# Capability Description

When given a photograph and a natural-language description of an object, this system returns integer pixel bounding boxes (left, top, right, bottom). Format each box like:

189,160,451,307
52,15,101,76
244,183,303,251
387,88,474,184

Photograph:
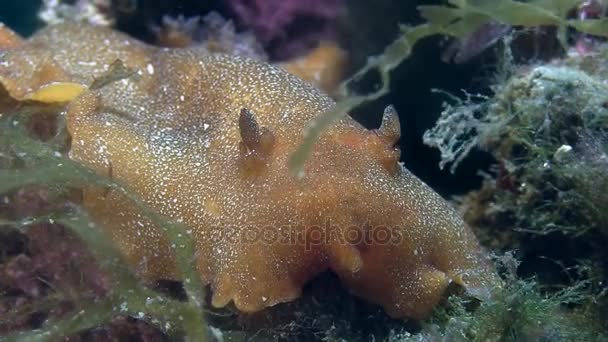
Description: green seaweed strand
288,0,608,176
0,122,209,340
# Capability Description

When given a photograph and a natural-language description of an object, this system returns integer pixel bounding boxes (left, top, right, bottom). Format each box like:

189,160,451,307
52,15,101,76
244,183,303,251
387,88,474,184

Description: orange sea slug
0,23,495,319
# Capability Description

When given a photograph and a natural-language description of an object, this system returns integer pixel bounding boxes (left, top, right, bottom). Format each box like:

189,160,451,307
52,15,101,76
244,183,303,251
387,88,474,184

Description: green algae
0,110,208,340
420,32,608,342
392,253,606,342
288,0,608,176
425,62,608,237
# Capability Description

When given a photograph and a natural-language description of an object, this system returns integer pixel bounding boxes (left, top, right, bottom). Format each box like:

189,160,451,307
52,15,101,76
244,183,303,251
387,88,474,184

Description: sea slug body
0,23,494,319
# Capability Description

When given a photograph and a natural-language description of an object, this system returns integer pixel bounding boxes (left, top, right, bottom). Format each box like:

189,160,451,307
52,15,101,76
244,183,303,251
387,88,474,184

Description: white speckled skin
0,23,494,319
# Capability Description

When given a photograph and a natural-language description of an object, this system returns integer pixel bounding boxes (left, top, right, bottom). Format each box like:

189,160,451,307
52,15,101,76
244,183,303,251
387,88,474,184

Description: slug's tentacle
377,105,401,146
238,108,275,176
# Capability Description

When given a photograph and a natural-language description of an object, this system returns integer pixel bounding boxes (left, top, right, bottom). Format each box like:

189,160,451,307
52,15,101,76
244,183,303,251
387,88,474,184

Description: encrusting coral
0,22,495,320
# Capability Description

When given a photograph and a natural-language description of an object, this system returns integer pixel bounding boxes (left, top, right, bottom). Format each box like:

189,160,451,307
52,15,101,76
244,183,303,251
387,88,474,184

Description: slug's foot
210,270,302,312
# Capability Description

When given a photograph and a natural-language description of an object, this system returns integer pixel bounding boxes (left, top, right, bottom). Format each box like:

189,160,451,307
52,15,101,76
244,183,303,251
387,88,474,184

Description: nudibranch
0,23,494,319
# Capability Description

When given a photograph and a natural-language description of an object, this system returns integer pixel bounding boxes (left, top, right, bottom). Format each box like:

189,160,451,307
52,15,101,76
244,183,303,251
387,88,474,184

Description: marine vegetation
392,253,605,342
288,0,608,176
420,3,608,341
423,41,608,257
0,108,208,339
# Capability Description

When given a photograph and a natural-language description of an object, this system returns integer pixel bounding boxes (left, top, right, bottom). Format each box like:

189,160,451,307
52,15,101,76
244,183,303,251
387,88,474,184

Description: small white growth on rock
554,144,573,161
39,0,114,26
